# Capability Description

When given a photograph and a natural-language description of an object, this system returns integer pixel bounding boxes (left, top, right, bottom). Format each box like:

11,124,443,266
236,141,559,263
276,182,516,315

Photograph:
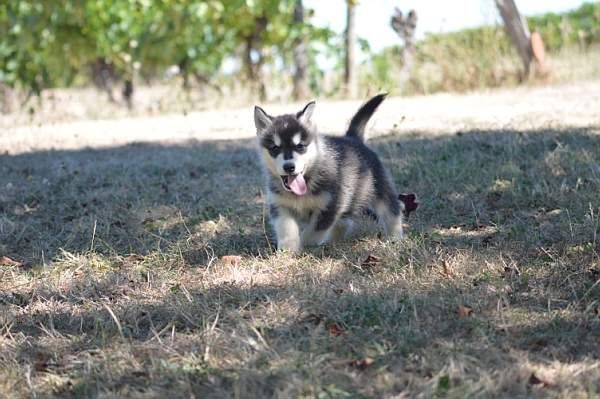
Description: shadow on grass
2,125,600,396
1,139,269,265
2,125,599,264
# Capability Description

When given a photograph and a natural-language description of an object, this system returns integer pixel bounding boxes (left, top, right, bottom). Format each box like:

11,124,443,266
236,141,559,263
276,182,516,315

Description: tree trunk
122,79,133,110
91,58,117,103
391,9,417,93
495,0,533,77
344,0,357,99
292,0,310,100
0,83,14,113
243,16,268,101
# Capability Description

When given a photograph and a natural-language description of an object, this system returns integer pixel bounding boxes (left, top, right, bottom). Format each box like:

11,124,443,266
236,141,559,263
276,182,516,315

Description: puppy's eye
268,145,279,152
295,144,306,151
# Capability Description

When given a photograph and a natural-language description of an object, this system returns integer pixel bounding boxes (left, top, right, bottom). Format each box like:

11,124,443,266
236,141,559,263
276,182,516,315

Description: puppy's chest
272,191,331,218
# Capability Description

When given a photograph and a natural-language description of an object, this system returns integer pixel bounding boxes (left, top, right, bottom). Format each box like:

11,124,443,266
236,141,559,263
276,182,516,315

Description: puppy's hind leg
374,198,404,241
329,217,354,242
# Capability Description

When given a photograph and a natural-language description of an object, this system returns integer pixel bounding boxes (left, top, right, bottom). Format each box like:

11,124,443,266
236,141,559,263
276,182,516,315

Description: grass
1,125,599,397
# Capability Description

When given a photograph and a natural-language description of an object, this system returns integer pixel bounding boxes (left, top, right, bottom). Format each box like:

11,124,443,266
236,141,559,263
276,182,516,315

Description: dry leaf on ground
327,322,345,336
361,254,381,269
457,305,473,318
529,372,554,387
0,256,23,267
124,254,144,263
220,255,242,267
441,260,453,277
350,357,375,370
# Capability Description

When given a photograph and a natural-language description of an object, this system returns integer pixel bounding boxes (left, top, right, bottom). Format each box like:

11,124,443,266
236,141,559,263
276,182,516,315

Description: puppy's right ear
254,106,273,135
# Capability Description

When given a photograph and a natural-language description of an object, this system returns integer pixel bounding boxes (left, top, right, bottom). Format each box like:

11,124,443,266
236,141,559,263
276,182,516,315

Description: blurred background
1,0,599,123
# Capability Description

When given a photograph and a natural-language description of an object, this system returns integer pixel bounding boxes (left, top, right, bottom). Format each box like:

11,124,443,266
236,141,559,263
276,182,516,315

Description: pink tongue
288,173,307,196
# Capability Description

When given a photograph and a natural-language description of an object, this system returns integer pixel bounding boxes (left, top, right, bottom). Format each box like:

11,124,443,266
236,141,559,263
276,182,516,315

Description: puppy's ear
254,106,273,135
296,101,315,126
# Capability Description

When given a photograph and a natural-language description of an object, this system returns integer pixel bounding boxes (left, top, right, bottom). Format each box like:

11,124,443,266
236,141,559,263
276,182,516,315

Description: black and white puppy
254,94,403,252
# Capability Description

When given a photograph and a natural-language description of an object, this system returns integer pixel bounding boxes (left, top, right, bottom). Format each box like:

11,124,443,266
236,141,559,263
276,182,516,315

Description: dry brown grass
1,123,599,397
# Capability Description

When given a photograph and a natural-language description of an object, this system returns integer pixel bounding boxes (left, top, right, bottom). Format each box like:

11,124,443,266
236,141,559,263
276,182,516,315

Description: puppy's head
254,102,318,196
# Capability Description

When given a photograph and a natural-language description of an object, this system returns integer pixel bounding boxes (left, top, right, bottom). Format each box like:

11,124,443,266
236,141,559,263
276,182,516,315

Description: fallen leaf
473,221,487,230
124,254,144,263
457,305,473,318
529,372,553,387
327,322,344,336
0,256,23,267
350,357,375,370
220,255,242,267
503,265,519,277
441,260,453,277
398,193,419,218
361,254,381,269
34,353,51,372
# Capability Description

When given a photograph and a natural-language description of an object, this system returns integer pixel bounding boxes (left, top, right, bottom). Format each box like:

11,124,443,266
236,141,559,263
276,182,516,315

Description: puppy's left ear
296,101,315,126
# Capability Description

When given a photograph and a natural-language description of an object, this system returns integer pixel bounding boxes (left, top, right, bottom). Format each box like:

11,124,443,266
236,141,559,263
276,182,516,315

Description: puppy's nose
283,163,295,174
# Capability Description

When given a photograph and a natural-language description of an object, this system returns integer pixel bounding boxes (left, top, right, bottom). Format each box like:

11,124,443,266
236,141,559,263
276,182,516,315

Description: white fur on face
275,151,305,176
261,141,319,178
292,133,301,145
273,135,281,146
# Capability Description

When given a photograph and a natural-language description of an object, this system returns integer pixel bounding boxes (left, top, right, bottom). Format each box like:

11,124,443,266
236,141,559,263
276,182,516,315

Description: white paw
277,236,301,252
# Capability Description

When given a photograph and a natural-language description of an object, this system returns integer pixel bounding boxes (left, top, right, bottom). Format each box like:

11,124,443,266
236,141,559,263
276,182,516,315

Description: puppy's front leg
273,211,301,252
301,206,338,247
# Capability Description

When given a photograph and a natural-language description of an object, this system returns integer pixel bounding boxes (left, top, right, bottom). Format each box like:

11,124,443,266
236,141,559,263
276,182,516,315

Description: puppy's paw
330,219,354,242
277,237,301,253
383,224,404,244
389,231,404,243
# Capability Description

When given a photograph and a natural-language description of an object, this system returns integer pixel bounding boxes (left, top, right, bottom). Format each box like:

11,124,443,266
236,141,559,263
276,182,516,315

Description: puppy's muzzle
283,162,296,174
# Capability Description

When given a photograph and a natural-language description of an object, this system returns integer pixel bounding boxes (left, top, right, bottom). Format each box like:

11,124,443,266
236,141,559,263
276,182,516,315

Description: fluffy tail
345,93,387,142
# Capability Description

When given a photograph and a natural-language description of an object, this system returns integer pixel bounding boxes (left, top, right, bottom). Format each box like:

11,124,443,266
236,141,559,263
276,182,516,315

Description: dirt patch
2,80,600,155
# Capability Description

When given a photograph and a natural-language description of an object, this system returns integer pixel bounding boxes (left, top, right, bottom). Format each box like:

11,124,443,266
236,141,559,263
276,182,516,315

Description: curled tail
345,93,387,142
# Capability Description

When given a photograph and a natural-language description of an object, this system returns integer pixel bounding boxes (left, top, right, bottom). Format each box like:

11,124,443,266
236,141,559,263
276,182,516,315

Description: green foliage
0,0,332,94
528,2,600,51
3,1,598,97
0,2,77,93
0,1,246,90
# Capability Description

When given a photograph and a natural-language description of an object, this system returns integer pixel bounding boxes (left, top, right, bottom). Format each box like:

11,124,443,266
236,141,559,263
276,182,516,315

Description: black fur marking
258,114,314,158
269,204,279,219
363,208,379,221
322,135,400,216
315,198,339,231
283,149,294,160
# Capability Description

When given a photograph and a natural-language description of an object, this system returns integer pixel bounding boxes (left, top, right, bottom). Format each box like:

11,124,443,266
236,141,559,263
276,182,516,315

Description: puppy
254,94,403,252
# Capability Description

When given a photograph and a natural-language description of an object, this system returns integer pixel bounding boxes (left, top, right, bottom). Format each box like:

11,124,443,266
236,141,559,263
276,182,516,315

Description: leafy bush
0,0,332,95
